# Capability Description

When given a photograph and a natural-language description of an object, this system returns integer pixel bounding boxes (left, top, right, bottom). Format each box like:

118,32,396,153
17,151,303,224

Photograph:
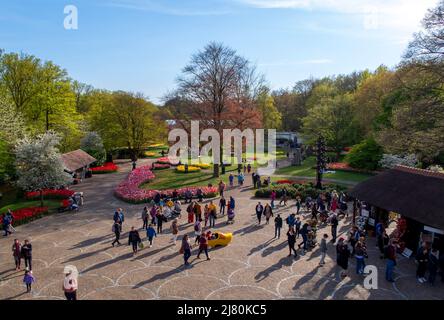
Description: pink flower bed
25,189,75,200
114,165,218,203
326,162,351,170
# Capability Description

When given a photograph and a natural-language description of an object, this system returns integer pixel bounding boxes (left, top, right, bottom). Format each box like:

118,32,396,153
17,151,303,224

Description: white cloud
238,0,439,33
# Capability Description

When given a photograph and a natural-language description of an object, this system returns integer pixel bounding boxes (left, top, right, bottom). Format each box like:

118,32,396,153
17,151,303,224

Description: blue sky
0,0,438,103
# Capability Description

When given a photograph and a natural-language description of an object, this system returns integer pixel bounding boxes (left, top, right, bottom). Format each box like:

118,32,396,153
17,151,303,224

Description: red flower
1,207,48,225
91,162,119,173
25,189,74,200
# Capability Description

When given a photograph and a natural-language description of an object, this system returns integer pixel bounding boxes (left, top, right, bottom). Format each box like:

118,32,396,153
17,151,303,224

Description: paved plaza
1,160,443,300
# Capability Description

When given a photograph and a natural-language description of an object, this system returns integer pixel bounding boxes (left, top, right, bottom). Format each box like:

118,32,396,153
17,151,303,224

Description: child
23,270,35,293
146,224,157,248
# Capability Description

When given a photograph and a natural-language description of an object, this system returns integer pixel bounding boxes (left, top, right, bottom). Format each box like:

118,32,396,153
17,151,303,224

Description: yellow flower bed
144,151,157,157
176,165,201,173
194,163,211,169
148,143,165,148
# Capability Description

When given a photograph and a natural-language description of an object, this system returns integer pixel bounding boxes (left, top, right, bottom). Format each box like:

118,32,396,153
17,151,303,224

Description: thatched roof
349,166,444,230
61,149,96,172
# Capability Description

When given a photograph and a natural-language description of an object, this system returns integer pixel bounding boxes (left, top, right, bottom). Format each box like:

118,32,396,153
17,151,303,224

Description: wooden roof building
61,149,96,172
349,165,444,230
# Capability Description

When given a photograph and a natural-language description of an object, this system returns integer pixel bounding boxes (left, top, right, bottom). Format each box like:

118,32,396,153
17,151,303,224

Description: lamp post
315,135,326,189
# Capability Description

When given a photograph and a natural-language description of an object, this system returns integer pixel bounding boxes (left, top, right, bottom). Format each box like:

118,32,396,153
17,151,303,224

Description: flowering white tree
14,131,71,206
379,154,419,169
80,131,106,165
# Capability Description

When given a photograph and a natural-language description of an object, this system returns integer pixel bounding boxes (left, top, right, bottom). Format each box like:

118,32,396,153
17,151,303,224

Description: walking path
0,160,443,300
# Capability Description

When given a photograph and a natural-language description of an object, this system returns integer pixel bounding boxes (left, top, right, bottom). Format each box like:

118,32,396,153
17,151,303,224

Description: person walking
336,238,350,278
208,201,217,228
21,239,32,271
330,213,338,243
193,202,202,221
150,205,158,225
197,231,210,260
229,196,235,210
146,224,156,247
295,216,301,238
218,180,226,197
295,197,302,214
229,174,234,188
287,227,298,258
171,218,179,245
219,197,226,216
252,172,257,189
141,207,149,230
118,208,125,228
186,202,194,224
255,202,264,225
23,270,35,293
298,223,309,252
319,234,328,266
180,234,192,266
416,242,429,283
355,241,366,275
63,269,78,300
385,240,397,282
270,190,276,209
238,173,244,186
279,188,288,206
263,203,273,225
428,248,439,285
196,188,204,202
128,227,142,255
194,219,202,244
274,214,283,239
12,239,21,271
3,211,13,236
156,211,166,234
112,221,122,247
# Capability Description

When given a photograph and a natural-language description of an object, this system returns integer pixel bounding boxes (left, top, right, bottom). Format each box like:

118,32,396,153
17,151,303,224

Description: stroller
227,208,235,224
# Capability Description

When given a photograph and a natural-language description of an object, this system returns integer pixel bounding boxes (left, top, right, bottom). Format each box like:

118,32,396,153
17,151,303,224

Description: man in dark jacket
330,214,338,243
255,202,264,225
21,239,32,270
112,222,121,247
274,214,283,238
128,227,141,255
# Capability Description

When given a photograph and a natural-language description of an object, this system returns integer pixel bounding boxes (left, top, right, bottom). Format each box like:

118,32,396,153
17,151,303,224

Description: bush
255,182,347,200
379,154,418,169
345,138,383,171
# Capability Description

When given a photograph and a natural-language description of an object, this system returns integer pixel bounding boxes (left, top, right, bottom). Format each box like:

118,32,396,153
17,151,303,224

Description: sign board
368,218,375,226
361,209,369,218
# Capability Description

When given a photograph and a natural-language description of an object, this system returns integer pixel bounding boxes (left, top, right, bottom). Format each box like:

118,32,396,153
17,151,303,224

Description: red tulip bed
91,162,119,174
25,189,75,200
275,179,310,185
0,207,49,228
156,157,173,165
114,165,218,204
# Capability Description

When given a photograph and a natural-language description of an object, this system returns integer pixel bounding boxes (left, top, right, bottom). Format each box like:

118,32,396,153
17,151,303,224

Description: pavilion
61,149,96,182
349,165,444,252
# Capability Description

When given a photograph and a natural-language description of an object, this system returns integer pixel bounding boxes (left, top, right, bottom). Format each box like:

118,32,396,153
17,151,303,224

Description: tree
14,131,71,206
0,51,42,112
80,132,106,166
302,93,360,159
0,97,27,182
87,91,166,160
174,42,264,177
345,138,383,171
404,0,444,79
257,90,282,130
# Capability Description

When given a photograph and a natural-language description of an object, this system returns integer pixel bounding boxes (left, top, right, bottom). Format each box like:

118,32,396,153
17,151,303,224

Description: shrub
379,154,418,169
255,182,347,200
345,138,383,171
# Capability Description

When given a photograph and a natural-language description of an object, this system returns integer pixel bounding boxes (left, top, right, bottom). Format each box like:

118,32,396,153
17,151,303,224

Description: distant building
276,132,301,148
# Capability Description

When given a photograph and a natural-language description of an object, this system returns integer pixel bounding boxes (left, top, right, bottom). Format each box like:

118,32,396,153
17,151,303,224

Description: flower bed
144,151,158,158
25,189,75,200
91,162,119,174
0,207,49,228
152,163,170,170
176,165,201,173
156,157,172,164
194,163,211,169
255,182,347,199
326,162,376,174
114,165,218,203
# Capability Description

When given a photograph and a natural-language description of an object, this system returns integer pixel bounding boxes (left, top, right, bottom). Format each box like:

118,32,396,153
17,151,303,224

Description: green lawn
274,157,374,183
0,200,62,214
